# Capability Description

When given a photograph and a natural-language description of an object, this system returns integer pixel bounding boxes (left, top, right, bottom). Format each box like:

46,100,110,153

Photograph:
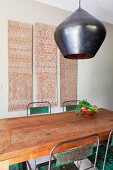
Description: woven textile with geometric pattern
8,20,32,111
34,23,57,107
60,54,78,107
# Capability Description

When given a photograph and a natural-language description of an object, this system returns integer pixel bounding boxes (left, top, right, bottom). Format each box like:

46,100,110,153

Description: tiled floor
75,159,97,170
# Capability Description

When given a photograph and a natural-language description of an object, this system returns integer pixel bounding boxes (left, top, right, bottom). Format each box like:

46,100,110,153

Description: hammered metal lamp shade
54,8,106,59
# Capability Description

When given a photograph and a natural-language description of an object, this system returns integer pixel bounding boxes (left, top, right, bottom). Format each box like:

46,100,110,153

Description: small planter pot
82,110,96,117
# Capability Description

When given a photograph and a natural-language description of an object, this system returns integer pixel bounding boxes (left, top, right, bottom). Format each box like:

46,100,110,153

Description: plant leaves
76,100,98,115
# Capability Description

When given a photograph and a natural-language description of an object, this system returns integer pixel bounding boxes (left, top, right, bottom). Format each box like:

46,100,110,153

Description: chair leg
76,160,81,168
35,159,39,170
102,130,113,170
26,161,32,170
22,162,27,170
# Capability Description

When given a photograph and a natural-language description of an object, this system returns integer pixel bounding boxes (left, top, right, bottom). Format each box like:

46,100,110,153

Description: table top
0,108,113,164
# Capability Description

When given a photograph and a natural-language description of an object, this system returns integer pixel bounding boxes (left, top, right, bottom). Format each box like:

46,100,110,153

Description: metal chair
27,101,51,116
63,100,80,112
27,101,51,170
88,130,113,170
102,130,113,170
48,134,100,170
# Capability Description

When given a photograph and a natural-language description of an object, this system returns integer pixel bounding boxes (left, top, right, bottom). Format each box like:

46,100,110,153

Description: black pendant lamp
54,0,106,59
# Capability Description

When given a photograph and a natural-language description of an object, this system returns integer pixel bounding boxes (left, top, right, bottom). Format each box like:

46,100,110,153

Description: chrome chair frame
27,101,51,116
48,134,100,170
27,101,51,170
103,130,113,170
63,100,80,112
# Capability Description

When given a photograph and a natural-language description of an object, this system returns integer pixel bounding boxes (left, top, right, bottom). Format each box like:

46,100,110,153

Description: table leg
0,160,9,170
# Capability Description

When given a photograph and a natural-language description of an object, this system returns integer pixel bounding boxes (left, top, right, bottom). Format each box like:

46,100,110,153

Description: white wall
35,0,113,25
35,0,76,11
78,22,113,110
0,0,113,118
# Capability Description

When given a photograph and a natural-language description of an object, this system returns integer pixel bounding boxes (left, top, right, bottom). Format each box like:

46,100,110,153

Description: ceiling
34,0,113,24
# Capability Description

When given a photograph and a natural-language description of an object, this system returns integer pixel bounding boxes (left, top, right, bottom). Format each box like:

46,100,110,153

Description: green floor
88,145,113,170
9,162,27,170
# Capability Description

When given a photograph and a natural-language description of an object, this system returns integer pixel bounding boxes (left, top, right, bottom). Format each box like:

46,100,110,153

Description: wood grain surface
0,108,113,165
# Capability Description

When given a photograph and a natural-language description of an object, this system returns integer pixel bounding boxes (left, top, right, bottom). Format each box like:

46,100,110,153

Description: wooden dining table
0,108,113,170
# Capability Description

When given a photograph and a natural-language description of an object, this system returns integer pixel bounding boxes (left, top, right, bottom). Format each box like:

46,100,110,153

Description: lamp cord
79,0,81,8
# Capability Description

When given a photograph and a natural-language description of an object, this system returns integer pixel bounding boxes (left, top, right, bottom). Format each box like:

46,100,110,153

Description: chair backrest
63,100,80,112
48,134,100,170
27,101,51,116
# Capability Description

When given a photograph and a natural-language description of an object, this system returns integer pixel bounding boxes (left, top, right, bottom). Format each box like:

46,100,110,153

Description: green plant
76,100,98,115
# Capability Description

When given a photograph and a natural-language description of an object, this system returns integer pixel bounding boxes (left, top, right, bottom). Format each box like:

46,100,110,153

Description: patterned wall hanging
34,23,57,106
60,53,78,106
8,20,32,111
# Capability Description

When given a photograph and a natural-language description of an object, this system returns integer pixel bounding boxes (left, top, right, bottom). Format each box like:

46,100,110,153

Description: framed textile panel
8,20,32,111
34,23,57,106
60,54,78,106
